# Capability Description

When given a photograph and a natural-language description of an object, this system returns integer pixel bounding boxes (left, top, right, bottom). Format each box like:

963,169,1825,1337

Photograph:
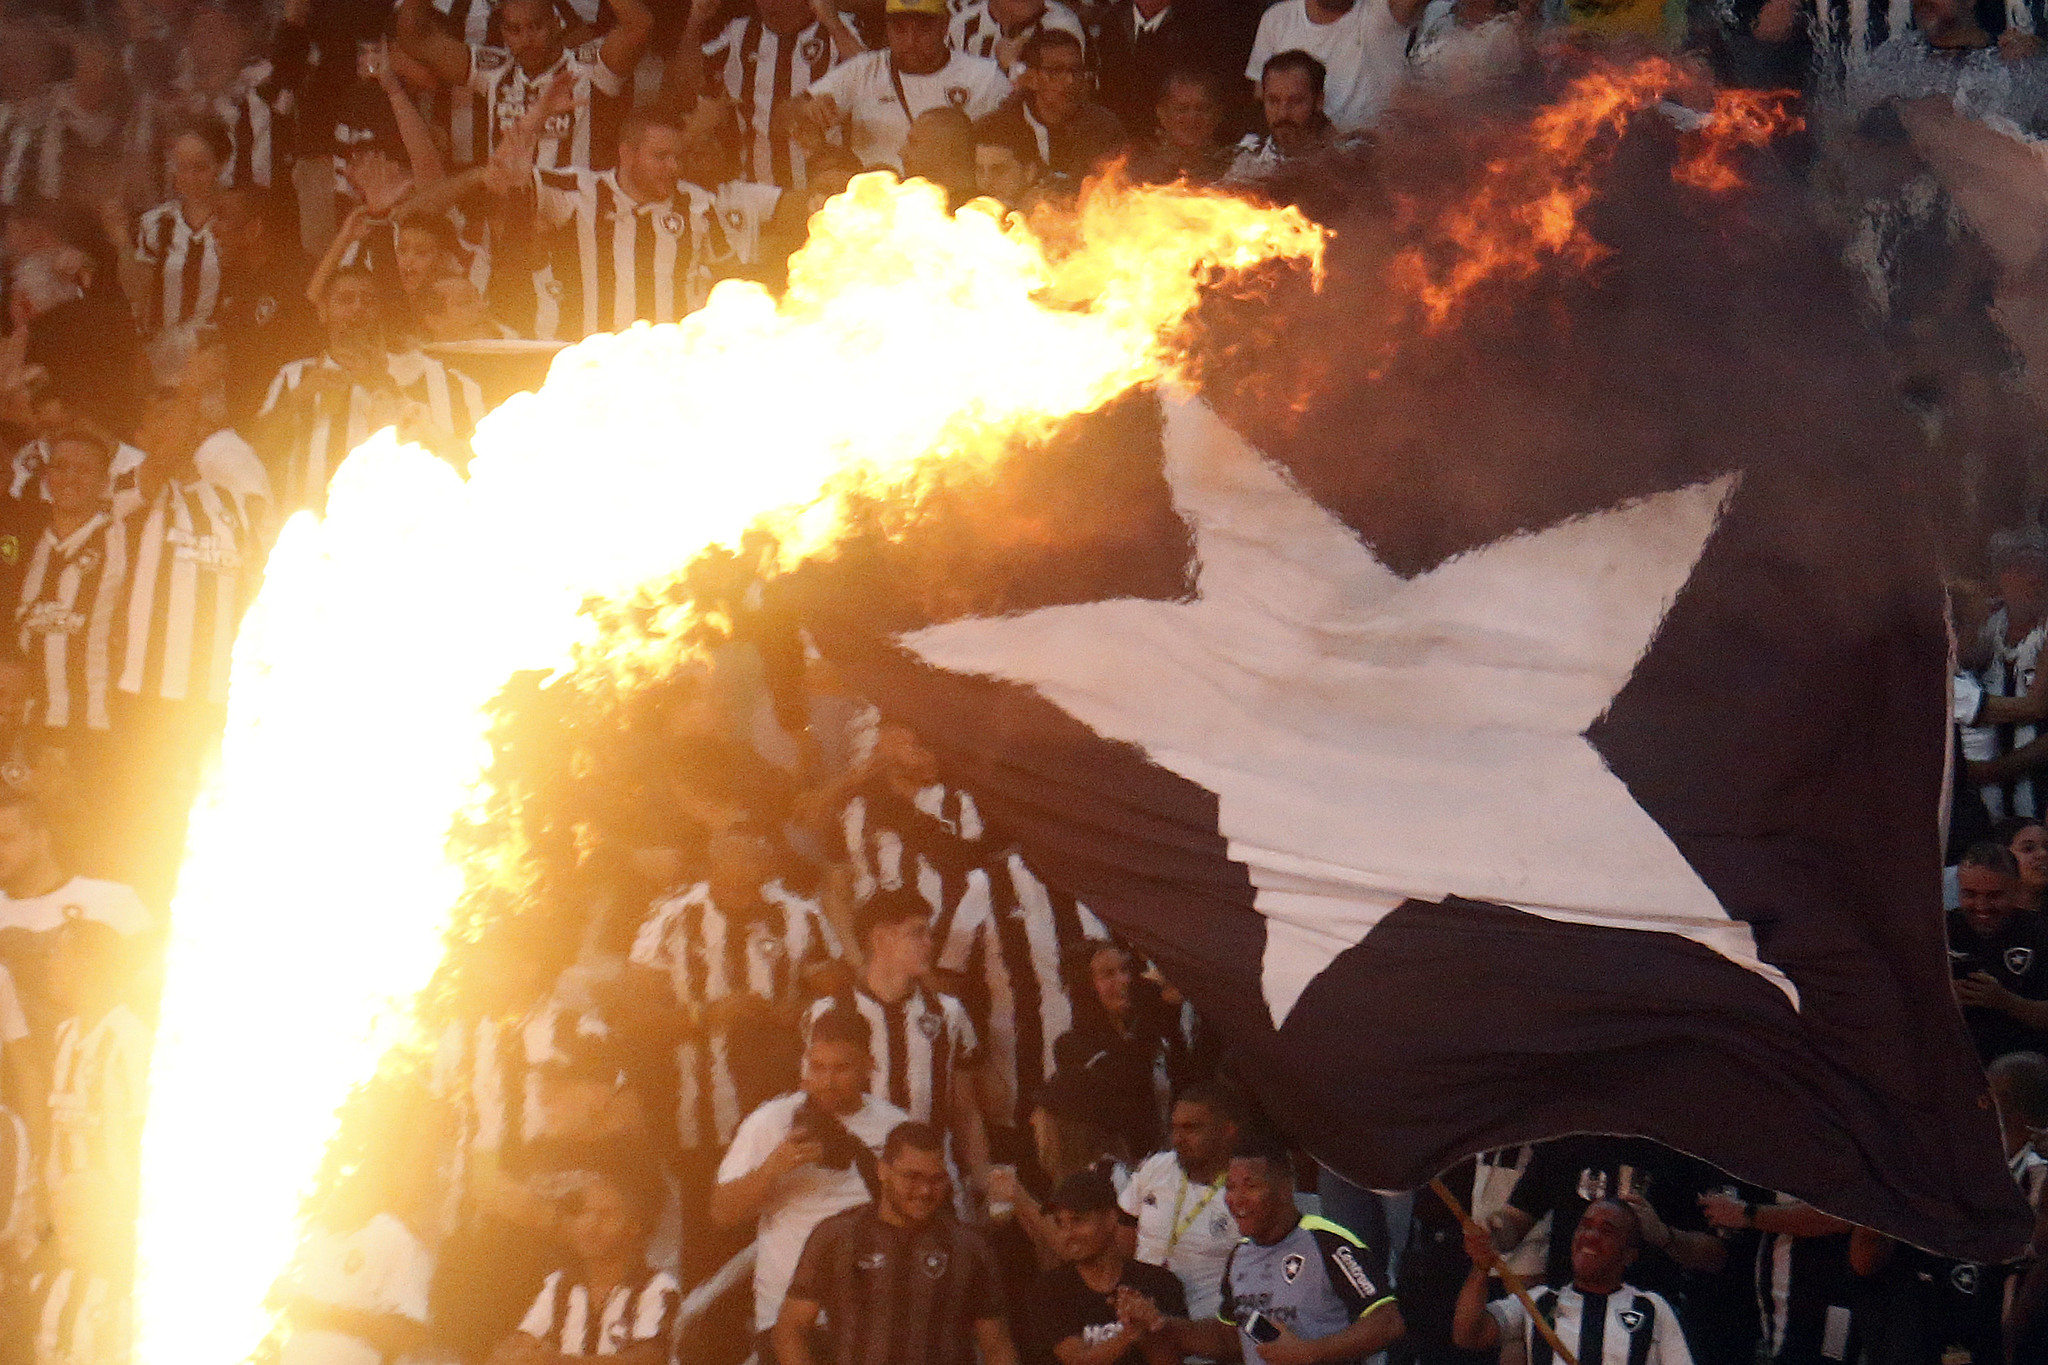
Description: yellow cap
885,0,950,19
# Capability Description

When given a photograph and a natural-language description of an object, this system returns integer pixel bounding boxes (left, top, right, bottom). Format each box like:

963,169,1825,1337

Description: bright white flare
133,173,1323,1365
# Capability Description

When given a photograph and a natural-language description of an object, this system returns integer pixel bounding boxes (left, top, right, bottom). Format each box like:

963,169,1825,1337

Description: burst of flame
132,172,1323,1365
1390,58,1802,325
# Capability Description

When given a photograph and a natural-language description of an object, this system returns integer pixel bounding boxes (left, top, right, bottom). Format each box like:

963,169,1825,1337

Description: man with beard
1454,1201,1695,1365
1228,51,1334,180
971,32,1123,181
254,265,485,514
775,1121,1019,1365
1243,0,1423,132
1949,841,2048,1062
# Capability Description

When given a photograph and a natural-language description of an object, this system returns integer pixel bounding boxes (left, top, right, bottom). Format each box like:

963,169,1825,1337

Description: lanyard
1166,1170,1224,1254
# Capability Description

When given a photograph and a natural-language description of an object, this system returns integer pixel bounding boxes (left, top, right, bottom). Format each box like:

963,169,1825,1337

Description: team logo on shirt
658,211,687,237
1617,1308,1645,1332
1281,1254,1304,1283
1328,1246,1379,1300
2009,947,2035,975
946,86,969,107
0,534,18,566
1212,1211,1229,1232
1952,1263,1981,1294
918,1012,942,1039
725,209,746,229
545,278,567,298
922,1249,949,1279
857,1251,887,1270
801,36,826,62
475,47,512,72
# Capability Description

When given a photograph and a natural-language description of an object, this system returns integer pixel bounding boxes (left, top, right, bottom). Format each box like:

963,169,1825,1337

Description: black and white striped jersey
842,779,1103,1128
517,1267,681,1356
257,351,487,513
193,61,292,190
948,0,1088,71
803,982,978,1125
0,85,121,207
469,40,625,173
704,13,855,191
118,478,248,708
134,201,224,338
431,0,498,166
1751,1199,1858,1365
1969,607,2047,820
27,1261,128,1365
17,510,130,732
1486,1284,1693,1365
48,1003,152,1187
531,168,782,338
629,878,842,1150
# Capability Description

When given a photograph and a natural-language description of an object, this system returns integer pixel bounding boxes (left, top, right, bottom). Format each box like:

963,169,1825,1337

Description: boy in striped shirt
491,1168,679,1364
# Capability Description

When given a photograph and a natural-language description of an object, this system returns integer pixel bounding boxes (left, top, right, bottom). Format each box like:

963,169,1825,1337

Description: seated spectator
1138,1133,1405,1364
1123,68,1232,186
974,120,1047,208
2002,815,2048,912
971,32,1124,180
488,1167,679,1365
396,0,654,173
1950,841,2048,1062
1244,0,1423,133
15,432,131,742
711,1007,909,1353
1115,1082,1241,1321
1229,51,1334,181
1092,0,1237,139
799,0,1011,173
1964,526,2048,820
773,1120,1019,1365
951,0,1089,75
125,118,233,378
1020,1169,1184,1365
904,107,981,205
1453,1200,1693,1365
254,265,486,514
1484,1136,1725,1307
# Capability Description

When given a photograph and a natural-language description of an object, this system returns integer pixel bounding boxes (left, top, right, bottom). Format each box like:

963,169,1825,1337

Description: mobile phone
1242,1311,1281,1344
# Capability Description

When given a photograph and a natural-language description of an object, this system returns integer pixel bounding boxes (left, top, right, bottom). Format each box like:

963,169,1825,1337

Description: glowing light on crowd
131,172,1325,1365
1390,58,1802,325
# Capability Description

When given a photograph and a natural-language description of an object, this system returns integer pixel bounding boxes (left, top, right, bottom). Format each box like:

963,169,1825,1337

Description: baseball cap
886,0,950,17
1044,1169,1120,1215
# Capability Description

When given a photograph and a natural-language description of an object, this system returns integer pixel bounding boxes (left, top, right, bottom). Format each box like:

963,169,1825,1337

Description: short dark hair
807,147,864,184
972,114,1044,171
810,1006,873,1054
165,115,236,169
1962,841,2021,880
1992,1051,2048,1124
1158,66,1225,106
1231,1130,1294,1180
853,887,931,946
47,429,112,466
567,1163,663,1232
882,1120,946,1163
398,212,464,258
1261,49,1326,101
1021,27,1084,69
1172,1080,1245,1127
1995,816,2046,850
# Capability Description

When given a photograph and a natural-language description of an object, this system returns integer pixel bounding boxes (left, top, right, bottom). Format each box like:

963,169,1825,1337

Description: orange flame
1391,58,1802,326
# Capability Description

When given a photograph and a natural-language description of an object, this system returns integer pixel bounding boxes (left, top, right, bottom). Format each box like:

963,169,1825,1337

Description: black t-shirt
1946,908,2048,1062
1861,1246,2005,1365
1508,1136,1713,1299
218,254,322,435
789,1206,1007,1365
1023,1258,1185,1365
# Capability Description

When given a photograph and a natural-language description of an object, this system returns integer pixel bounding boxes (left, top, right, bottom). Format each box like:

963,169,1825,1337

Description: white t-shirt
715,1090,909,1331
1120,1150,1239,1320
807,49,1012,170
0,876,152,936
1246,0,1413,131
0,963,26,1049
278,1213,435,1365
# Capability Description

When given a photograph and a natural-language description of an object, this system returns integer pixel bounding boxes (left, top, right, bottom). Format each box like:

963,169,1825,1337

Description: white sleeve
380,1227,436,1323
92,881,154,936
1652,1298,1695,1365
807,57,860,106
1117,1163,1146,1218
1485,1295,1528,1344
0,965,24,1045
628,901,674,969
717,1100,789,1183
518,1272,564,1337
971,64,1012,117
1045,3,1087,49
1246,10,1277,80
1956,673,1987,725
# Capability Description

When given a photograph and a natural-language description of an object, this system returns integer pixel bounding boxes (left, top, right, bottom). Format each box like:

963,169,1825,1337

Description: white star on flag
903,395,1797,1027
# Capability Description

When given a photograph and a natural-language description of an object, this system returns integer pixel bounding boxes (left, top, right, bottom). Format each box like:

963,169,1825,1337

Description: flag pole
1427,1178,1580,1365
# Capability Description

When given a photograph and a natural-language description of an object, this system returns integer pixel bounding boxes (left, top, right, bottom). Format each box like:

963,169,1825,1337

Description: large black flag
797,88,2033,1260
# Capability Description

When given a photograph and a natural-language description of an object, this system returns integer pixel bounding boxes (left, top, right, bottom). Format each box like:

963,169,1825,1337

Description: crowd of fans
0,0,2035,1363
